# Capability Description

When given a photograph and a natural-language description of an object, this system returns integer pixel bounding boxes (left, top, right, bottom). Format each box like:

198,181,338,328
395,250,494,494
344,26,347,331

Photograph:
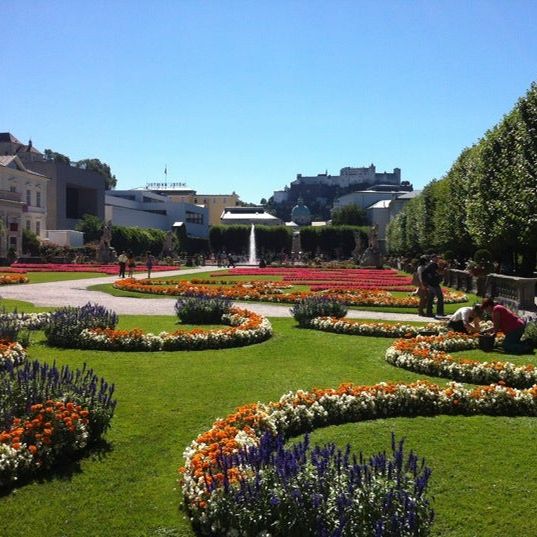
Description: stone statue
97,221,113,263
162,230,174,257
359,225,384,269
351,231,364,262
368,224,379,251
100,221,112,248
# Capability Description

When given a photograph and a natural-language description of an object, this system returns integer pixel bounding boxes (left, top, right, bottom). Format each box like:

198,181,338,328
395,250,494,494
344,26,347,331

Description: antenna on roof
164,164,168,185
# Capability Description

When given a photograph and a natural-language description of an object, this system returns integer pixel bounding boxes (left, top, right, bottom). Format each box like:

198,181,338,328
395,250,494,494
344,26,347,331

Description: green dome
291,199,312,225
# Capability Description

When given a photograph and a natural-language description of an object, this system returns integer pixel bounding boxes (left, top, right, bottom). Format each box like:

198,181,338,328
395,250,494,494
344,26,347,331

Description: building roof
221,212,280,221
0,155,47,177
395,190,421,199
367,200,392,209
0,133,22,144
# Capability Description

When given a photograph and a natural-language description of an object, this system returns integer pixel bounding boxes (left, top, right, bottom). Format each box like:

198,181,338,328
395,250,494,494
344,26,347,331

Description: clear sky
2,1,537,202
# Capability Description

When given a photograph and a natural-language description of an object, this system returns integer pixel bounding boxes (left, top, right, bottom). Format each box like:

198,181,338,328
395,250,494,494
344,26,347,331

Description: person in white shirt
447,304,483,334
117,251,128,278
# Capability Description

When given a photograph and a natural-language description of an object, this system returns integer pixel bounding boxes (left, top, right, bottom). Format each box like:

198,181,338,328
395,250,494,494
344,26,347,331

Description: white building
220,206,282,226
333,189,411,211
105,190,209,238
364,191,422,253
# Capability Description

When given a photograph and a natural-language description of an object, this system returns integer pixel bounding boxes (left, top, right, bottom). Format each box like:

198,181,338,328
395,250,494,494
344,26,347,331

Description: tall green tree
331,204,367,226
77,159,117,190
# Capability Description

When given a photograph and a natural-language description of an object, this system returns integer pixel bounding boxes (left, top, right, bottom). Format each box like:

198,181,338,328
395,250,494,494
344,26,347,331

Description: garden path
0,266,436,322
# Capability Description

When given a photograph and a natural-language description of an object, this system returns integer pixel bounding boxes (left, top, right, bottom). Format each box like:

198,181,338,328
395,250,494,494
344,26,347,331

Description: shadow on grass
0,438,112,497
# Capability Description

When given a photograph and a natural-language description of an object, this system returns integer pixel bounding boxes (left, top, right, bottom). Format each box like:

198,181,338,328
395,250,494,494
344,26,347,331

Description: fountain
248,224,257,265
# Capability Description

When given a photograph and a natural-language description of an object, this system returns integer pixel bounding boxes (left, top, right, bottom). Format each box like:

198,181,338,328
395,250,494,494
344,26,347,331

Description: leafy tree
44,149,70,165
331,204,367,226
22,229,41,256
77,159,117,190
75,214,104,243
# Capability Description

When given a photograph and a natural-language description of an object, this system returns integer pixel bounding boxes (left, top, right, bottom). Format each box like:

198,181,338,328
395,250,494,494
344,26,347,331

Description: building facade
143,183,240,226
0,155,49,255
0,133,106,232
105,190,209,238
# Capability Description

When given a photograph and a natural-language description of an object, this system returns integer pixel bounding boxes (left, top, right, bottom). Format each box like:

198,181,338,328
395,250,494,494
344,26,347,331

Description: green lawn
1,315,537,536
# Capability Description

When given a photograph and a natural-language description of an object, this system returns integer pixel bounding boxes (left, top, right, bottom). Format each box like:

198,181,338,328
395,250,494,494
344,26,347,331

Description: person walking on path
482,298,532,354
146,251,155,279
421,254,445,318
412,255,429,316
127,252,136,278
117,251,128,278
447,304,482,334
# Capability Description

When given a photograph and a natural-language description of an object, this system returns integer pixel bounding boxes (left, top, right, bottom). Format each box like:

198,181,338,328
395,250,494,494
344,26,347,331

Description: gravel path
0,267,437,322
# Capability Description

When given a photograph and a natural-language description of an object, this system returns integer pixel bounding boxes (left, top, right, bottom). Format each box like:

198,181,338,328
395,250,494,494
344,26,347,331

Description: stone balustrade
485,273,537,311
444,269,536,311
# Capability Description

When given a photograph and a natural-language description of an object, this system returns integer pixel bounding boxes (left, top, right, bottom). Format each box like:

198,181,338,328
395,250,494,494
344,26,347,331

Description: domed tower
291,198,312,226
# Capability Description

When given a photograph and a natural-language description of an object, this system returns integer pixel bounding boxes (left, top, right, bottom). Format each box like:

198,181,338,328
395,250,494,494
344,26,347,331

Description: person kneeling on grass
447,304,483,334
481,297,532,354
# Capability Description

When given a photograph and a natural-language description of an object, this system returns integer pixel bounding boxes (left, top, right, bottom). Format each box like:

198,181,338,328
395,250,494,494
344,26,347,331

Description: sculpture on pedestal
359,224,384,269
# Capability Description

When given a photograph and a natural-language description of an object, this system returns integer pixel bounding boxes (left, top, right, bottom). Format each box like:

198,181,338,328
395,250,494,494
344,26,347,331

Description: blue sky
2,1,536,202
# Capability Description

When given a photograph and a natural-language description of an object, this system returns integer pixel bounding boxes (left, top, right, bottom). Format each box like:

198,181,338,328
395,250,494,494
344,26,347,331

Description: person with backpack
421,254,445,318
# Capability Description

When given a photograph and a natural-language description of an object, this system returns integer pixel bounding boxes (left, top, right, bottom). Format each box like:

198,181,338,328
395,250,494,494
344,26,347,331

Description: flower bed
0,360,116,487
0,274,29,285
225,267,414,291
307,316,442,337
385,332,537,387
181,379,537,530
0,312,52,331
6,263,179,274
71,308,272,352
0,341,27,369
114,278,467,307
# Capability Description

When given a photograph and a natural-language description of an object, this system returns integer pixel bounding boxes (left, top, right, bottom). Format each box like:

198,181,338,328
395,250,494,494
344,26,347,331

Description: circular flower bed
181,324,537,534
114,278,467,308
385,332,537,387
306,316,443,337
74,308,272,352
181,379,537,531
0,273,28,285
0,360,116,487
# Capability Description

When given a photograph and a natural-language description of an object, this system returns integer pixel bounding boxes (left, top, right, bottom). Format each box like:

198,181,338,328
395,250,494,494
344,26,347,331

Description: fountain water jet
248,224,257,265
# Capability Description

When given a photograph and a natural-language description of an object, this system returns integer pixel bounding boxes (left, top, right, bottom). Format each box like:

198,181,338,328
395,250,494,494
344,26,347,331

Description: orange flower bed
114,278,467,307
0,273,28,285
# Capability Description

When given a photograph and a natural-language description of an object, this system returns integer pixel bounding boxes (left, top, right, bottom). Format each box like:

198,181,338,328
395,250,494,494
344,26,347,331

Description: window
186,211,203,224
26,190,31,206
36,191,41,207
26,220,31,231
9,236,16,247
36,221,41,236
9,186,16,193
9,223,18,232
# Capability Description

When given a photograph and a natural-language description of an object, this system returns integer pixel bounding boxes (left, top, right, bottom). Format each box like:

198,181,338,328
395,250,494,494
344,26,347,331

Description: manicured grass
0,298,53,313
1,317,537,536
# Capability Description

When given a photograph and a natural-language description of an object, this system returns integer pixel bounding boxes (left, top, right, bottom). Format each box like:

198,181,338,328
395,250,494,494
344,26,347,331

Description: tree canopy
331,204,367,226
386,81,537,274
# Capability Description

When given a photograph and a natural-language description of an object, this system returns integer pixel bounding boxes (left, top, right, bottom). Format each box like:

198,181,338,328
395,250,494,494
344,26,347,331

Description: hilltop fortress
269,164,411,221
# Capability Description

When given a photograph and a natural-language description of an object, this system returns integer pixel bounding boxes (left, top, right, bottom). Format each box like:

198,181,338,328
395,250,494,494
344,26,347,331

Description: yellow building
143,183,240,227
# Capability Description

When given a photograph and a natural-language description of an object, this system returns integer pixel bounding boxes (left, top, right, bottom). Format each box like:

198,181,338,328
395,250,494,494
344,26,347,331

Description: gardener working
447,304,482,334
481,297,532,354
